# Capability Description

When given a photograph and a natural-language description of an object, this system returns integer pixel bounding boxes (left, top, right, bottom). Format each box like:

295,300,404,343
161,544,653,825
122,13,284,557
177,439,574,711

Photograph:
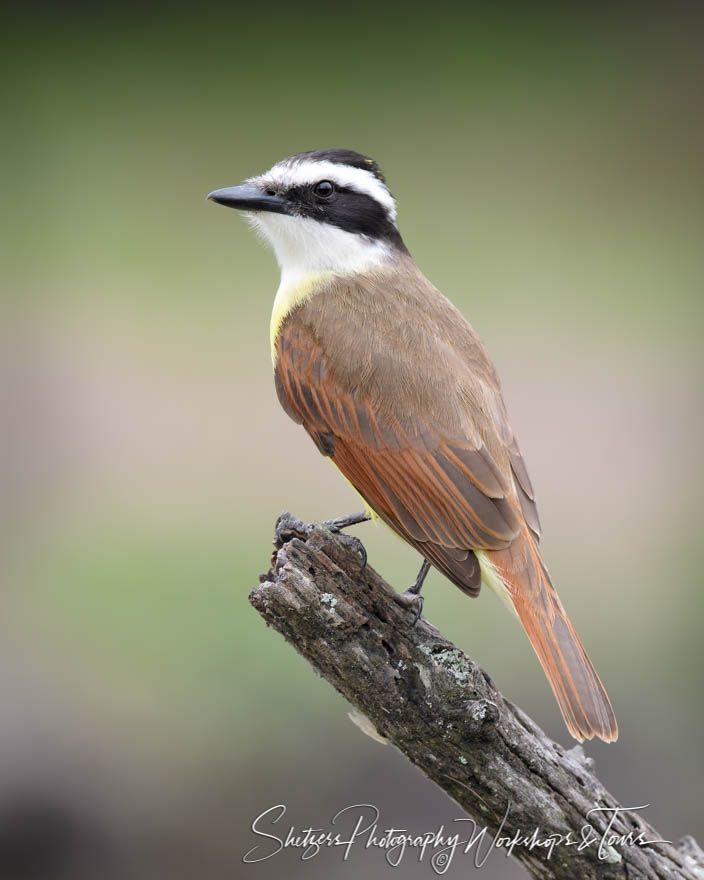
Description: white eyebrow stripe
252,159,397,223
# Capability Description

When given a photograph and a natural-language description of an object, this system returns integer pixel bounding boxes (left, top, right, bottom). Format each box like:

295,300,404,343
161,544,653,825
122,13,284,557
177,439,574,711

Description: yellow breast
270,272,332,364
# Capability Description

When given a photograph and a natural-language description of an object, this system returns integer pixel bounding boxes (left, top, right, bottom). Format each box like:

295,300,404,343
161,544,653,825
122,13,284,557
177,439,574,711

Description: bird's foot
394,590,424,626
394,559,431,626
334,533,368,569
322,512,371,570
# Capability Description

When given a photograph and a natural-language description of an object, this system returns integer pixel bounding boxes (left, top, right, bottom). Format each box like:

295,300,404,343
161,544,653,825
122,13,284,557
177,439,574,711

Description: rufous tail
487,530,618,743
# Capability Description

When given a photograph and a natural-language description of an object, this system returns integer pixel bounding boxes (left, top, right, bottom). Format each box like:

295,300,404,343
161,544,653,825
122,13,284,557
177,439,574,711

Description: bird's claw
394,590,424,626
394,559,429,625
322,512,370,570
333,532,367,570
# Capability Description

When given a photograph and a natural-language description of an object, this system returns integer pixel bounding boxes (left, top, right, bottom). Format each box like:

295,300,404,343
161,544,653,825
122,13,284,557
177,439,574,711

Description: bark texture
249,513,704,880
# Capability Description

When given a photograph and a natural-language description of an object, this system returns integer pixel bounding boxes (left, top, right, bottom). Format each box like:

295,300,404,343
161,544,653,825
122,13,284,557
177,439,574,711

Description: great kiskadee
207,149,618,743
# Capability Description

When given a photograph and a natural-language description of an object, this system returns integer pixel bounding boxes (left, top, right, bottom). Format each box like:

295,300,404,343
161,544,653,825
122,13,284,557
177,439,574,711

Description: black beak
206,184,289,215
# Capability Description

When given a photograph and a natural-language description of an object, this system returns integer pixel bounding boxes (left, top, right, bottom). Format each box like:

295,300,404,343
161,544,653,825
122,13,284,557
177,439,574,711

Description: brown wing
275,319,531,596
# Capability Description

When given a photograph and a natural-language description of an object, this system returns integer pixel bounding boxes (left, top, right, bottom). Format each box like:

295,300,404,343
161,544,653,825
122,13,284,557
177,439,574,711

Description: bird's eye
313,180,334,199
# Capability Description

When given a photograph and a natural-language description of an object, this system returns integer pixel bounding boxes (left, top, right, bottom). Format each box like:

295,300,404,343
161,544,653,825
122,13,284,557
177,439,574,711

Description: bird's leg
395,559,431,626
323,511,371,532
322,511,371,569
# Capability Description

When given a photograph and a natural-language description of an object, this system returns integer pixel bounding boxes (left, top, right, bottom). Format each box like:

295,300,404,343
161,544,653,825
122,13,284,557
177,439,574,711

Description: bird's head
207,149,406,281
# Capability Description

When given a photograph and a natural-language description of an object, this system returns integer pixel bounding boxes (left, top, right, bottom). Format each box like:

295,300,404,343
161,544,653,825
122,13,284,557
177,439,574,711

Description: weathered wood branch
249,513,704,880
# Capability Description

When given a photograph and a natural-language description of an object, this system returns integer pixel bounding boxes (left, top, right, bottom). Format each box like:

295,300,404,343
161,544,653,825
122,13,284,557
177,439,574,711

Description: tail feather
487,529,618,743
514,595,618,742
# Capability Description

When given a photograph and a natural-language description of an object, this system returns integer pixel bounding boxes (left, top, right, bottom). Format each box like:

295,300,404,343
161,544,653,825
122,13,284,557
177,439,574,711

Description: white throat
248,212,394,289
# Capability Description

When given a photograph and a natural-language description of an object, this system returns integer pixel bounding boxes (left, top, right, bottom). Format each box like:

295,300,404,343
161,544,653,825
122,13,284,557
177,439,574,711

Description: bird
207,149,618,743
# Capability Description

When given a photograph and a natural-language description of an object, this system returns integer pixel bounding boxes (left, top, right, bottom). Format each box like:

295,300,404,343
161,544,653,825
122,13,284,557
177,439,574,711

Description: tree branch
249,513,704,880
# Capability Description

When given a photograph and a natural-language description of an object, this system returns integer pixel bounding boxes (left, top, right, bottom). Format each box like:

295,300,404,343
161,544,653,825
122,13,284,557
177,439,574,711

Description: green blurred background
1,4,702,878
